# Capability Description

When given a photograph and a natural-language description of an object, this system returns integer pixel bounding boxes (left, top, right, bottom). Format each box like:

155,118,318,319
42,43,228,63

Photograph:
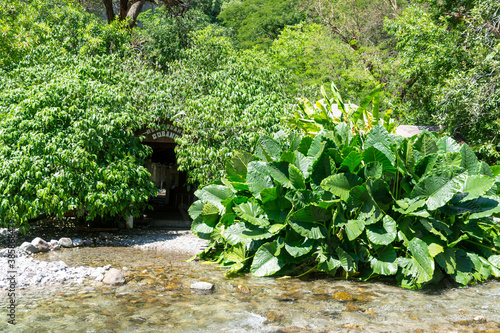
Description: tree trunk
127,0,147,27
119,0,130,20
102,0,115,23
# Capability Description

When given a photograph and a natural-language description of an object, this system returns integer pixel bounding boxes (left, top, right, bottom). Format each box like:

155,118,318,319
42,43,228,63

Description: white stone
190,282,214,291
20,241,39,253
59,238,73,248
102,268,125,285
32,237,50,252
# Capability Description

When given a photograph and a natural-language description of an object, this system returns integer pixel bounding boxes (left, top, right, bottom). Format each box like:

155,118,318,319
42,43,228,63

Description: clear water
1,247,500,332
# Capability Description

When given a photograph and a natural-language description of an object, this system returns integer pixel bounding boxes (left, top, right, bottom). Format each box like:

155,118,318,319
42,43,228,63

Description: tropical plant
189,124,500,289
284,82,396,136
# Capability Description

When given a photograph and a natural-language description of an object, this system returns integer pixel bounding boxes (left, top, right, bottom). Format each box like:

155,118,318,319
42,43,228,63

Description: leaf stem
465,239,500,253
296,265,317,278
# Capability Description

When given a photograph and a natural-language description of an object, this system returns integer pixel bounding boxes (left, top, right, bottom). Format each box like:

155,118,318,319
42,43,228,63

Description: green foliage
385,1,500,163
0,0,175,229
189,125,500,289
137,6,211,69
0,0,131,70
270,23,385,99
218,0,305,49
284,82,395,136
164,26,294,186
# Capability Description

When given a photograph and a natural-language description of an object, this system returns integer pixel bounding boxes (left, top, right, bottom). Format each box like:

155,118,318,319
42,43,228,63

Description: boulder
59,238,73,248
31,237,50,252
395,125,442,138
102,268,125,285
72,238,83,247
20,241,39,253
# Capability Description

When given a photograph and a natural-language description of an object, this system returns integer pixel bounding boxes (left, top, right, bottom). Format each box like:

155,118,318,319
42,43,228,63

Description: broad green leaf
291,189,320,211
366,124,394,150
294,151,312,179
362,146,396,174
460,144,480,175
191,217,215,240
261,187,292,223
412,169,466,210
345,219,365,241
195,185,235,212
257,136,282,162
250,241,285,277
413,131,438,162
427,243,444,257
307,135,326,160
241,224,274,240
285,231,314,257
289,164,306,190
224,222,249,246
289,220,328,239
298,136,313,155
347,185,383,224
202,202,219,225
226,150,258,183
366,215,397,245
491,165,500,176
442,196,500,216
269,223,286,234
437,137,460,153
394,198,426,214
321,173,363,201
267,162,291,188
435,248,456,274
366,178,393,212
340,151,363,173
233,201,270,226
461,175,495,200
336,247,356,272
408,238,435,283
370,246,398,276
479,161,494,178
247,161,274,199
188,200,205,220
364,161,383,179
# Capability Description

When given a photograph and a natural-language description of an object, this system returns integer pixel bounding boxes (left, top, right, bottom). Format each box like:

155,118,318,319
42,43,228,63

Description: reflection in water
1,247,500,332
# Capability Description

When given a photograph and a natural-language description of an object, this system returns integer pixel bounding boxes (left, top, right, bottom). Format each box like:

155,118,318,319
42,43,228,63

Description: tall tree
101,0,189,26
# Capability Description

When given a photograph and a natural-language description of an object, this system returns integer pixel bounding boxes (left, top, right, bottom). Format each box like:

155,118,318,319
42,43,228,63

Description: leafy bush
137,7,210,70
385,1,500,163
164,26,294,186
189,124,500,289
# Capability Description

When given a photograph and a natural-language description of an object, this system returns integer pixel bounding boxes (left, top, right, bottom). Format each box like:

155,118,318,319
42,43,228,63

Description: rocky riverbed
0,227,207,290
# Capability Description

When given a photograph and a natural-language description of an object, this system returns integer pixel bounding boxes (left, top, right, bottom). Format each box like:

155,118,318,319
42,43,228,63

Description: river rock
72,238,83,247
59,238,73,248
103,268,126,285
83,239,93,246
20,241,40,253
32,237,50,252
190,282,214,291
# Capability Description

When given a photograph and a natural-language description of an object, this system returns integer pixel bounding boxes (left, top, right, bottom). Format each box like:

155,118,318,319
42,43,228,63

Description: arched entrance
137,120,194,227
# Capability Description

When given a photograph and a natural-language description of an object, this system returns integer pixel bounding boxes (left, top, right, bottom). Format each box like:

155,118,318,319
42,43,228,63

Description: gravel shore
0,227,207,290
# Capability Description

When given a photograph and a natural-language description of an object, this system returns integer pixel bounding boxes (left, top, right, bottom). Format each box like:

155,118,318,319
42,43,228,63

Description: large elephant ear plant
189,124,500,289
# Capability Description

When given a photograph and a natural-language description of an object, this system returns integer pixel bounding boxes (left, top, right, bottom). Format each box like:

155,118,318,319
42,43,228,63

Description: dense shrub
189,125,500,289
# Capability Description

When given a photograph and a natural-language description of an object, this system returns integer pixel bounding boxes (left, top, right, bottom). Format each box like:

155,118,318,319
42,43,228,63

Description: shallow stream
1,246,500,332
